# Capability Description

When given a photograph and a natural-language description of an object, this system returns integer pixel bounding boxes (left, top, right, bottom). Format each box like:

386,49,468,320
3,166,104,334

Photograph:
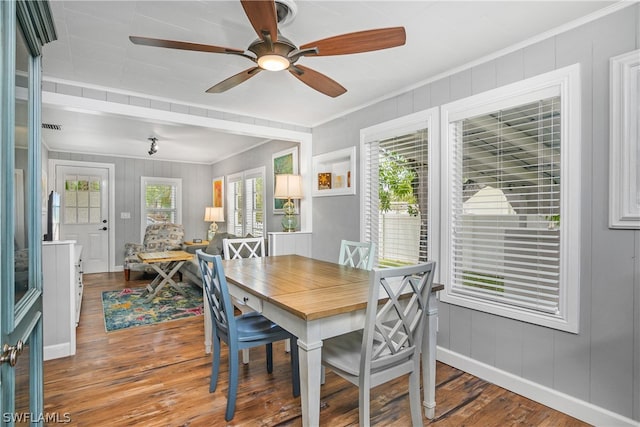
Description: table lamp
204,206,224,240
274,174,303,232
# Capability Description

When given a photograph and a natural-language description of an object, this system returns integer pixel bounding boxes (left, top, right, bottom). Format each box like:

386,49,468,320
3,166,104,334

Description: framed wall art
272,146,299,212
213,176,224,208
609,49,640,229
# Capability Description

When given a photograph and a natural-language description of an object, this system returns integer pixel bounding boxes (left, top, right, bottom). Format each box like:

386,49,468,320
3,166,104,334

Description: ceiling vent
42,123,62,131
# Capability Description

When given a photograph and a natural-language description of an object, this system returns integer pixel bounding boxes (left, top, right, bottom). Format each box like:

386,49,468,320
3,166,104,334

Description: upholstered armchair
123,223,185,280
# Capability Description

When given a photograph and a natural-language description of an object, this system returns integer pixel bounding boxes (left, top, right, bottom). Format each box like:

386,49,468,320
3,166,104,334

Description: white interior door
55,165,109,273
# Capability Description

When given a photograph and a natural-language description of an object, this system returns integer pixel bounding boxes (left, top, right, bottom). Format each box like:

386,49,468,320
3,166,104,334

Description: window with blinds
452,97,561,313
140,176,182,239
227,167,265,237
361,109,438,269
245,169,264,237
441,65,581,333
228,174,244,236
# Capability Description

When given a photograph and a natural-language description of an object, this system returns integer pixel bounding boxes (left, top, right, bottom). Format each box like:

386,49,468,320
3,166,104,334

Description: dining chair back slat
338,240,376,270
223,237,265,260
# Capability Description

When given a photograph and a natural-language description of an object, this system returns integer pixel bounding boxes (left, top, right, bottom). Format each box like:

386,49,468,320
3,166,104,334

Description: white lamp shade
204,206,224,222
274,174,303,199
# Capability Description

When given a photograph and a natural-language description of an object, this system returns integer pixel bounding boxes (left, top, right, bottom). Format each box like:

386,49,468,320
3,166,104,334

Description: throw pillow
205,232,236,255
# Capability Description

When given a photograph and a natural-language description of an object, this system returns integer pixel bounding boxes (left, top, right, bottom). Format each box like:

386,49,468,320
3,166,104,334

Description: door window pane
14,23,31,304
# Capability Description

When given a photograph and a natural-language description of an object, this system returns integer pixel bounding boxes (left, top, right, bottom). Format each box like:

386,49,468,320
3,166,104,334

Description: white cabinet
268,232,312,257
42,240,83,361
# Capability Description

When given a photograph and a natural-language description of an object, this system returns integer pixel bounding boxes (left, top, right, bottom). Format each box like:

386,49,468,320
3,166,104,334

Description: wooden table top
221,255,443,321
138,250,194,263
222,255,370,320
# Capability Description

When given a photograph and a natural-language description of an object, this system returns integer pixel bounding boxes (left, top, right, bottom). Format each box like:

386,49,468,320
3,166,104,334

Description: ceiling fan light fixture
258,54,290,71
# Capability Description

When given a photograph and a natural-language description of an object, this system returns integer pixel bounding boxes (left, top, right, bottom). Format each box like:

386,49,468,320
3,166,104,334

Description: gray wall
48,138,301,266
310,5,639,422
212,140,299,234
48,151,213,267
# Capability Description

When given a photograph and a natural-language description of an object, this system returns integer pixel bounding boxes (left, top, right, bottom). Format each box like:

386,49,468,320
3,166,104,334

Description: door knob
98,227,107,231
0,340,24,367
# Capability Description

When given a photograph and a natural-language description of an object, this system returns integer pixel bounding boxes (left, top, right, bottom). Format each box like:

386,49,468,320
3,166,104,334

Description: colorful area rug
102,283,203,332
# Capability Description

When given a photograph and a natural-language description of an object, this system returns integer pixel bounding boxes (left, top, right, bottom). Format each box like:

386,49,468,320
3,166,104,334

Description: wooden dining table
203,254,441,426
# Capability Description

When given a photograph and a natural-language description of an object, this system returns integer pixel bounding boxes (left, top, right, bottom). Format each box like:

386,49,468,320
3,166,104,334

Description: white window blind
227,173,244,236
226,167,265,237
244,169,264,237
450,97,561,314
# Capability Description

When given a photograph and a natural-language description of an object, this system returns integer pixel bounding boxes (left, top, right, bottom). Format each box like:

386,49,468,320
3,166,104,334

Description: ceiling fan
129,0,406,97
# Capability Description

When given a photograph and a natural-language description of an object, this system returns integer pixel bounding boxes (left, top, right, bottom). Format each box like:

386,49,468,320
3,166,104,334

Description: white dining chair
322,239,377,384
338,239,376,270
223,236,265,260
321,261,436,426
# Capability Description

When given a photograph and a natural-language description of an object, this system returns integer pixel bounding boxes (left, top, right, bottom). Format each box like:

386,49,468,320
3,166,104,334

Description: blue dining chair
223,237,267,364
196,250,300,421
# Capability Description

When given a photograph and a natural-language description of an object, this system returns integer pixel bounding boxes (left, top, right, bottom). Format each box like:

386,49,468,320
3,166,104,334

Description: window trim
360,107,440,275
609,49,640,229
439,64,581,333
140,176,182,241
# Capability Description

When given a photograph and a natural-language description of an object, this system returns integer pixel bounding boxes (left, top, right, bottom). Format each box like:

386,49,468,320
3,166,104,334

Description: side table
183,240,209,251
138,250,194,302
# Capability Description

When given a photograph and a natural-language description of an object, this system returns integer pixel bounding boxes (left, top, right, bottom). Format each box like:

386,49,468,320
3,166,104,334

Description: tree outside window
145,183,176,224
379,150,419,216
378,149,424,267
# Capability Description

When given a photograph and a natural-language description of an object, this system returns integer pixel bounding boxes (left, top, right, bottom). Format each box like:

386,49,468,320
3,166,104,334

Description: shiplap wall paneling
588,9,638,417
553,12,594,404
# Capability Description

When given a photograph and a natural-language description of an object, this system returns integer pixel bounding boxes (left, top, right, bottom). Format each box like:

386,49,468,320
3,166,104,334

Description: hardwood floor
43,272,589,426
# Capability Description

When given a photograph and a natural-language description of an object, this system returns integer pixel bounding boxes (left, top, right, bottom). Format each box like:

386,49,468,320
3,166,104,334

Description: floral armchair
124,223,185,280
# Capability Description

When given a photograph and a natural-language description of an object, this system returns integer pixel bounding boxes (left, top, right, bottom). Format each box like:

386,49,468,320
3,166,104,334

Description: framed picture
318,172,332,190
272,146,299,212
213,176,224,208
609,49,640,229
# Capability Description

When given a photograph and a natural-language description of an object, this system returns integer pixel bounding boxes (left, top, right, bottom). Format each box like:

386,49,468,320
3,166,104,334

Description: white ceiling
41,0,618,163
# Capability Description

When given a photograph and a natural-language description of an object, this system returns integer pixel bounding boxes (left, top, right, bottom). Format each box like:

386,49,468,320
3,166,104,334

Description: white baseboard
437,347,640,427
44,343,73,361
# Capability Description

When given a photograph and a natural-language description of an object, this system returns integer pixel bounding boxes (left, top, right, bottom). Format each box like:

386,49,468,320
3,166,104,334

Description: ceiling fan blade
288,65,346,98
129,36,244,54
240,0,278,42
206,67,262,93
299,27,406,56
